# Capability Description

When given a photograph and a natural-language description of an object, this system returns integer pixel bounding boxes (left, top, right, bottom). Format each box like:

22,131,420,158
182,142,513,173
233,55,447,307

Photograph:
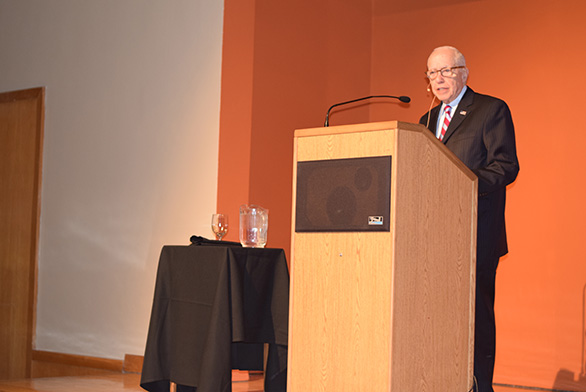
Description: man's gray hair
432,46,467,66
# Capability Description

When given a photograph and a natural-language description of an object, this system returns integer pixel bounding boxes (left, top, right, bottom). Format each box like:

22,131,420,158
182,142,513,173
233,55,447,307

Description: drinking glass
211,214,229,241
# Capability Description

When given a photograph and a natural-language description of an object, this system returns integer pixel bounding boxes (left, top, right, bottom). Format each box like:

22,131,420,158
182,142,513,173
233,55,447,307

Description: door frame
0,87,44,379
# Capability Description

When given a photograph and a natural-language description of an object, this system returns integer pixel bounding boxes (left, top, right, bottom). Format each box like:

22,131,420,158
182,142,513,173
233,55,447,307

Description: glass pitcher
239,204,269,248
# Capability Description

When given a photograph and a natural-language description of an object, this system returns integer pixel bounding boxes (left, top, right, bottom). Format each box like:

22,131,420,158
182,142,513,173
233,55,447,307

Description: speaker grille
295,156,391,232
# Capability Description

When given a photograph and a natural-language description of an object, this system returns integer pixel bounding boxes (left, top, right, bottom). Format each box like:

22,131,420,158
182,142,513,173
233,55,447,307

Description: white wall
0,0,224,359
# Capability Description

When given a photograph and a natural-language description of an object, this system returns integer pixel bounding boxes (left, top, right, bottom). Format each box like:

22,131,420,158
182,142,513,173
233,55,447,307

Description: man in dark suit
419,46,519,392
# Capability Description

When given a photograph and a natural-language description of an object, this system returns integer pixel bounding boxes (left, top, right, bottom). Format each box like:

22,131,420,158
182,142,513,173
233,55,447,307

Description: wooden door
0,87,44,379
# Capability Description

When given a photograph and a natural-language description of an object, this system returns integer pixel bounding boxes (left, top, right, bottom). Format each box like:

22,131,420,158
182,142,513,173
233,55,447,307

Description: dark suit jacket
419,87,519,264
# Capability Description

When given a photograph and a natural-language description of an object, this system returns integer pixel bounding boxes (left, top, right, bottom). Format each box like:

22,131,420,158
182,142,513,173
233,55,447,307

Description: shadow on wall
552,369,586,392
552,284,586,391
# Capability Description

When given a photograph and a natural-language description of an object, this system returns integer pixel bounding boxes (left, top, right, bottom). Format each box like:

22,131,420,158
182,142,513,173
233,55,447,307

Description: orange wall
218,0,373,257
371,0,586,389
220,0,586,389
217,0,254,241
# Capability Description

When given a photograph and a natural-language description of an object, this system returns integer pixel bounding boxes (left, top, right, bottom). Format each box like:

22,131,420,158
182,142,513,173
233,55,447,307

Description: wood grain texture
0,372,523,392
289,121,477,391
389,125,477,391
0,87,45,380
289,232,394,391
30,350,123,378
30,352,253,383
290,122,397,391
122,354,143,374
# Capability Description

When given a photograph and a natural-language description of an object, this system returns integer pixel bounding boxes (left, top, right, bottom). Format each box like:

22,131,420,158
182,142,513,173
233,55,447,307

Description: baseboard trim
32,351,254,380
32,350,123,372
123,354,143,373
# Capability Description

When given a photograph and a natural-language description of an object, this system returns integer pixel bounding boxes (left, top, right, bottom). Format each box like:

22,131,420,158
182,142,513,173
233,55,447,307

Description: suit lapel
442,87,474,143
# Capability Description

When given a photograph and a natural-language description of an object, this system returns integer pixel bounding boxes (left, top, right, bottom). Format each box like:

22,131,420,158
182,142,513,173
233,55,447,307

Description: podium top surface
294,120,425,138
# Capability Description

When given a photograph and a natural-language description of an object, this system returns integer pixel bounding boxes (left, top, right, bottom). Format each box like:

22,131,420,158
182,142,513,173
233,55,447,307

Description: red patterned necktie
439,105,452,141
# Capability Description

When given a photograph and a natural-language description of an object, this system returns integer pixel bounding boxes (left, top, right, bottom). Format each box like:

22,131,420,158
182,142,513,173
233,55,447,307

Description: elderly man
419,46,519,392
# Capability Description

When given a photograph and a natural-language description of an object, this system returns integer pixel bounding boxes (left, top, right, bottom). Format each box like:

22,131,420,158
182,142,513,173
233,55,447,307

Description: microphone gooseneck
324,95,411,127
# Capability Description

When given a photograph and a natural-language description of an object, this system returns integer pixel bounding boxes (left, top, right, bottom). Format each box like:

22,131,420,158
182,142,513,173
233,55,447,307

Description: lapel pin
460,111,467,115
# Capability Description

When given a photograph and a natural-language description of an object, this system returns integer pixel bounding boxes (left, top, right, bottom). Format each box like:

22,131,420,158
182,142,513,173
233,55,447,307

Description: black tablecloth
140,245,289,392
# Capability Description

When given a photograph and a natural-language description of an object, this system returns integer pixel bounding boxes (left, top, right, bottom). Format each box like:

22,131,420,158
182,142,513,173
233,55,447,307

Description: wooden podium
288,121,477,391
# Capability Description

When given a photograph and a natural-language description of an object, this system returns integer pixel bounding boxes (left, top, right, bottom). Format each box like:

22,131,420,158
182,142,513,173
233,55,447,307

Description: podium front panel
288,121,476,392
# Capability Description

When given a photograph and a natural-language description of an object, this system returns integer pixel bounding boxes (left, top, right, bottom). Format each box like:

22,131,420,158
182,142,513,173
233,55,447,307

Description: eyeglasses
426,66,466,80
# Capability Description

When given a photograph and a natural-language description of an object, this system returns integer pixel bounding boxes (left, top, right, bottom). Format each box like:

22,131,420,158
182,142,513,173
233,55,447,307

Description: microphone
425,95,437,130
324,95,411,127
425,84,437,129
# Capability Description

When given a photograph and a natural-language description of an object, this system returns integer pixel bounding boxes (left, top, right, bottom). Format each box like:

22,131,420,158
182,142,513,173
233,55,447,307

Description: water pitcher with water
239,204,268,247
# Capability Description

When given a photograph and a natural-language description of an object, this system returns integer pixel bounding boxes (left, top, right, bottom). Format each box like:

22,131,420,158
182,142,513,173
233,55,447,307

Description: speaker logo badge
368,216,384,225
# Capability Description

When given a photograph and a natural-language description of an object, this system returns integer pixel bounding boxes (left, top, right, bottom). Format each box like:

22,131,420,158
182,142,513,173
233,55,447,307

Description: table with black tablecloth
140,245,289,392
